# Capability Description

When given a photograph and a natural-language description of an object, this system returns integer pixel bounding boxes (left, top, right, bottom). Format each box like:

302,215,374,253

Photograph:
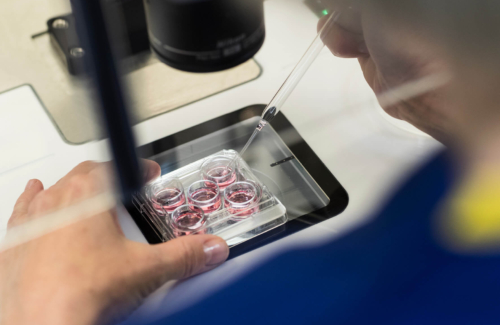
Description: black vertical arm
71,0,141,205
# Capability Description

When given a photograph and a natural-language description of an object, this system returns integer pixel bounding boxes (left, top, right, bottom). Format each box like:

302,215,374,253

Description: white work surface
0,0,443,322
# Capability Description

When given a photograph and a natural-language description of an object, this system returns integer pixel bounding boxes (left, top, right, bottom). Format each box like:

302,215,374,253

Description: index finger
141,159,161,183
8,179,44,229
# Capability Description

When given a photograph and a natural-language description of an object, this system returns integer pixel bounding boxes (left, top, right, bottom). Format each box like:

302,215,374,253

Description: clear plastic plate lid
133,150,288,247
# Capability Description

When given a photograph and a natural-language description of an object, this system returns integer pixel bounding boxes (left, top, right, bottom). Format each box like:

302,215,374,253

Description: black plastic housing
130,105,349,259
144,0,265,72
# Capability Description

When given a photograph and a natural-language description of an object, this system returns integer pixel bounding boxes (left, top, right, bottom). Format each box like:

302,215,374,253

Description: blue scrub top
142,152,500,325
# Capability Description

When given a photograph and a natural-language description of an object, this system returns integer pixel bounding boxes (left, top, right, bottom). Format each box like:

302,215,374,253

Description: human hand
320,0,454,142
0,160,229,325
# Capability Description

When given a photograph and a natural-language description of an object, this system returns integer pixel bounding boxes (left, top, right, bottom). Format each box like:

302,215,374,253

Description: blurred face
368,1,500,154
323,0,500,152
361,4,456,142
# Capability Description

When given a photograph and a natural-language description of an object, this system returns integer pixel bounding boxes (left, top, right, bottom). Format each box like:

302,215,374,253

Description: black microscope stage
128,104,349,259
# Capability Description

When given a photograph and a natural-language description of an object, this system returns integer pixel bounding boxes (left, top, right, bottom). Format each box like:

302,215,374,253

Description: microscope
64,0,347,250
57,0,266,204
50,0,265,74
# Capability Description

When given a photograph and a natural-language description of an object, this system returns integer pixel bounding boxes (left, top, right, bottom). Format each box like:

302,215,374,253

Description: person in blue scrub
2,0,500,324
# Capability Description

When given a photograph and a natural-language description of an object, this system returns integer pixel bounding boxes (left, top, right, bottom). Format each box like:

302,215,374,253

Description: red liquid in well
173,211,206,236
225,189,259,217
205,167,237,190
152,188,186,214
189,188,221,214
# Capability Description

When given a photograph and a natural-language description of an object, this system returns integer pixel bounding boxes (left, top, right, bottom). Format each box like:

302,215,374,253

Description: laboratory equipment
187,180,223,215
147,178,186,215
38,0,348,256
134,150,287,247
47,0,150,76
48,0,264,75
144,0,265,72
201,156,238,191
226,11,340,166
257,11,339,128
71,0,142,204
69,0,267,203
40,4,262,143
128,105,348,257
171,205,207,237
224,182,261,219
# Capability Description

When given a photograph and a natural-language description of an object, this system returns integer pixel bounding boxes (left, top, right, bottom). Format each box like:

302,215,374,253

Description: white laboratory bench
0,0,443,322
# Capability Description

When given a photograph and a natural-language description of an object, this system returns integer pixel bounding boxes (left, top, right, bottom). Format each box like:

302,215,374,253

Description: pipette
230,11,341,164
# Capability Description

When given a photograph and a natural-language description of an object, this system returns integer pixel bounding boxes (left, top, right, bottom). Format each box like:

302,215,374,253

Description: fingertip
25,179,43,191
317,14,329,33
203,236,229,267
10,179,44,228
146,234,228,280
141,159,161,182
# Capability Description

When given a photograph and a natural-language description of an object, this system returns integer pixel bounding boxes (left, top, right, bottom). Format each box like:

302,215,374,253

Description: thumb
138,235,229,284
